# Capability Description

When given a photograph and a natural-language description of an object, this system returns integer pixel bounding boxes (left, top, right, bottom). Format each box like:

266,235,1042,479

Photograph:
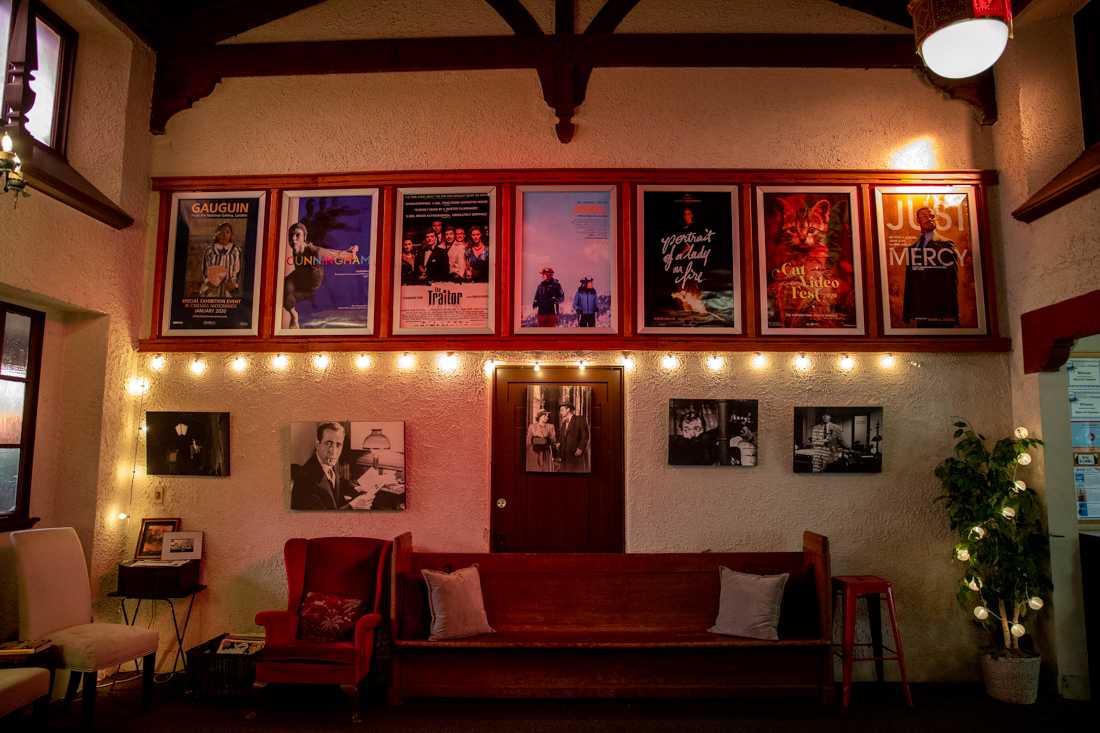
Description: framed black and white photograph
145,412,230,476
289,420,406,511
793,406,883,473
668,399,758,466
525,384,593,473
161,531,203,560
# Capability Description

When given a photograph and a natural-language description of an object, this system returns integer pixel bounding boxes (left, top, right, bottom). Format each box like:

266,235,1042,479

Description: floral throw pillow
298,591,367,641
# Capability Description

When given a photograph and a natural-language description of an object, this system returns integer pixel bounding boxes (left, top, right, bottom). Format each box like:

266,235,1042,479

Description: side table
108,584,206,675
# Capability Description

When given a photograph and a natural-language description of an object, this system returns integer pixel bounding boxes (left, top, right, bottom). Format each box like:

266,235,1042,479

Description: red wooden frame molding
141,167,1008,355
1021,289,1100,373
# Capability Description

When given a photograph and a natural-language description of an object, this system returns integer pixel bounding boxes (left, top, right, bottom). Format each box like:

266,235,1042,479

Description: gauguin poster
275,189,379,336
516,186,617,333
756,187,864,335
637,187,741,333
875,186,986,335
162,192,265,336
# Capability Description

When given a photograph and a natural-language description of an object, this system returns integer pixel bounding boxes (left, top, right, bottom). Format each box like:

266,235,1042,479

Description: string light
969,526,986,540
578,359,588,371
138,422,148,437
312,353,331,371
533,361,542,373
483,359,498,375
1027,596,1044,610
966,576,982,591
838,354,855,372
706,354,725,371
230,356,248,373
189,358,207,376
1012,480,1026,493
149,355,167,371
973,606,989,620
117,511,130,521
794,353,811,371
661,354,680,370
620,353,635,371
1010,623,1026,638
271,353,290,370
1014,426,1029,439
354,353,373,370
955,545,971,562
125,377,149,396
751,352,768,369
880,353,897,369
397,353,416,370
1001,506,1016,519
437,352,459,373
1017,452,1032,466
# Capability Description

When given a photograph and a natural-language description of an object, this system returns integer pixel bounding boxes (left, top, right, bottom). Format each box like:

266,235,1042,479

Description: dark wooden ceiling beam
827,1,913,28
555,0,575,35
586,0,641,35
484,0,544,35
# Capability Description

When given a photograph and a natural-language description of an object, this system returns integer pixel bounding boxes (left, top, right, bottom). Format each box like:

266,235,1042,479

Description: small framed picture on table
134,517,181,560
161,531,204,561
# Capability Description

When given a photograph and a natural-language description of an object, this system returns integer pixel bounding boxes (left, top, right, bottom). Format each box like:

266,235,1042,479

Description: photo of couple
525,384,593,474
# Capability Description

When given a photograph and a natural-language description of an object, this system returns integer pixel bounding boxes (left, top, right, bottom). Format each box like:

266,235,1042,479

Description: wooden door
491,365,624,552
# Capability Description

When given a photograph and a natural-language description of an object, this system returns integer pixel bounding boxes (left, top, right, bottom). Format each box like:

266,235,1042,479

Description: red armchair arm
353,612,382,681
255,609,298,645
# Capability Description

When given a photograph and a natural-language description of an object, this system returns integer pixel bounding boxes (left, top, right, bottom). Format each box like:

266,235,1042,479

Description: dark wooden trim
0,300,45,531
484,0,543,36
555,0,575,35
0,516,40,532
1021,290,1100,373
143,167,1005,354
826,1,913,29
22,142,135,229
585,0,641,35
31,0,78,156
1011,142,1100,223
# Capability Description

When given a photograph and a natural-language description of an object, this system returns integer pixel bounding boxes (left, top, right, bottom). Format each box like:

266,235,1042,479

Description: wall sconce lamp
0,132,28,201
909,0,1012,79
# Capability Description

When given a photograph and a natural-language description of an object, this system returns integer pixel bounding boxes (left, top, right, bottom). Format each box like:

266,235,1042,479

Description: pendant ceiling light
909,0,1014,79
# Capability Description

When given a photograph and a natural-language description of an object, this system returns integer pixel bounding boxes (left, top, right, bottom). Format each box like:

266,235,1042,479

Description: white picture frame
161,531,204,561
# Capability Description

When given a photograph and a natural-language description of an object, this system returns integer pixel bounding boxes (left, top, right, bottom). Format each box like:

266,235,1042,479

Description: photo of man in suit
902,206,961,328
556,402,590,473
291,422,362,510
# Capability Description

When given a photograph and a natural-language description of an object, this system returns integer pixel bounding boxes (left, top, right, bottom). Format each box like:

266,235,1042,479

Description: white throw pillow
708,566,789,641
421,564,494,641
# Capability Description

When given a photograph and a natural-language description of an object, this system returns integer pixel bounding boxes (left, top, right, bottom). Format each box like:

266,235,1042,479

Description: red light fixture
909,0,1013,79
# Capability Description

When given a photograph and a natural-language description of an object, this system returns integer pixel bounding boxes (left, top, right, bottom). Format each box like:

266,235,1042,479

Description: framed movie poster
145,411,231,476
161,191,265,336
393,187,496,334
515,186,617,334
793,406,883,474
525,384,593,473
874,186,987,335
668,399,757,466
756,186,864,335
637,186,741,333
289,420,406,511
275,188,379,335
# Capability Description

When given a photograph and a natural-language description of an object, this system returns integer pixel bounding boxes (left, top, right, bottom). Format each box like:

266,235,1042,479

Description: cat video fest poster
874,186,986,335
636,186,741,334
756,186,864,335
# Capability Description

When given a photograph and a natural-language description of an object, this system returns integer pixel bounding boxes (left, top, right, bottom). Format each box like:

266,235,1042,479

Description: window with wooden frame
0,301,44,531
0,0,78,154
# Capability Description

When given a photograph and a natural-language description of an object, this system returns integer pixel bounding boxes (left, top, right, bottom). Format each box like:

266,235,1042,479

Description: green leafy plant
934,421,1051,656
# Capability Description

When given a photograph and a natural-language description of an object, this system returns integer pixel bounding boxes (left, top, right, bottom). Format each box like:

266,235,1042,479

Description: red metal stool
832,575,913,707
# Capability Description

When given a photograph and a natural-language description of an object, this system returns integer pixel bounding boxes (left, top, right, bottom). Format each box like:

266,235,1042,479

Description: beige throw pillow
421,564,494,641
708,566,790,641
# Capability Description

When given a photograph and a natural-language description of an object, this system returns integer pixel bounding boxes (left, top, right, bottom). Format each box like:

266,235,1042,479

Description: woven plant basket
980,653,1041,704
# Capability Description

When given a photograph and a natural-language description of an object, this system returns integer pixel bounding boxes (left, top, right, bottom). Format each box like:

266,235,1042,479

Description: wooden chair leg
81,671,97,730
841,588,857,708
885,587,913,706
32,694,49,726
142,651,156,709
867,593,885,683
64,670,81,706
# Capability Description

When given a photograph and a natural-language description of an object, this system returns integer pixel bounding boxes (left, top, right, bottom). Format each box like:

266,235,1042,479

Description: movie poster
756,186,864,335
275,188,379,335
516,186,617,334
637,186,741,333
875,186,986,335
393,187,495,334
162,192,265,336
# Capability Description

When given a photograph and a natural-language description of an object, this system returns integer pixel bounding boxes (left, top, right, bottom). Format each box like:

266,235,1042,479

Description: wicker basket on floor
187,634,258,701
980,653,1041,704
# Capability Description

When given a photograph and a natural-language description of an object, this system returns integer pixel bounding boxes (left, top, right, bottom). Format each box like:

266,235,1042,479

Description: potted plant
934,421,1051,704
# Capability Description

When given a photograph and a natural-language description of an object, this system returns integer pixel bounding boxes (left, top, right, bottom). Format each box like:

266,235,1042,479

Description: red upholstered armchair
255,537,391,688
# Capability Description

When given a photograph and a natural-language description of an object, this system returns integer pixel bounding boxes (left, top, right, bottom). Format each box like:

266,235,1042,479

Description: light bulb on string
661,354,680,370
838,354,855,372
397,353,415,370
1013,480,1026,493
1014,426,1029,439
149,354,167,371
973,606,989,620
532,361,542,373
794,353,811,371
620,354,635,371
1017,452,1032,466
969,526,986,540
189,357,207,376
1010,623,1026,638
483,359,497,376
125,376,149,396
880,353,897,369
706,354,725,371
966,576,982,592
751,352,767,369
437,352,459,374
271,353,290,370
138,422,148,438
1027,596,1044,610
1001,506,1016,519
578,359,588,371
117,511,129,521
955,545,971,562
312,353,331,371
354,353,373,370
230,355,248,373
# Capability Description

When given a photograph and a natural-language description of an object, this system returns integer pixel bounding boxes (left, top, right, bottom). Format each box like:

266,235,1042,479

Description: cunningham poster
515,186,617,333
162,191,265,336
637,186,741,333
875,186,986,335
275,188,379,336
393,187,495,334
756,186,864,335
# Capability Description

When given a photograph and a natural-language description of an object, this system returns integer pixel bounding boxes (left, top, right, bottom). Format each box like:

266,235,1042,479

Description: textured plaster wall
0,0,154,658
988,3,1099,698
138,1,1019,681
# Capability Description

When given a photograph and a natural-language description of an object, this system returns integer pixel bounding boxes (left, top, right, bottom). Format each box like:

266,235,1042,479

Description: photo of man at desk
289,420,406,511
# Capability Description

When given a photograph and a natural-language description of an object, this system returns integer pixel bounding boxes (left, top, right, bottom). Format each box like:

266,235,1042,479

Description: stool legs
885,587,913,706
867,594,885,683
841,588,857,708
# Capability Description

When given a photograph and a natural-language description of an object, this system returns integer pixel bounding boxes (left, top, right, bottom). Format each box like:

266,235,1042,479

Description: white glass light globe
1010,623,1026,638
1028,596,1044,611
1017,452,1032,466
1002,506,1016,519
969,526,986,540
956,546,971,562
1014,426,1029,439
967,577,982,592
1013,480,1026,493
973,606,989,620
920,18,1009,79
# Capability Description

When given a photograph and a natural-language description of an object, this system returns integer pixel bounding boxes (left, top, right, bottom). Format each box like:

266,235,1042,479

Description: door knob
496,498,507,509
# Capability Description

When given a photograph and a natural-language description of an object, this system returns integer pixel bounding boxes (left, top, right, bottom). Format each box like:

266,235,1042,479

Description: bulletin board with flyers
1069,357,1100,521
141,168,1007,355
